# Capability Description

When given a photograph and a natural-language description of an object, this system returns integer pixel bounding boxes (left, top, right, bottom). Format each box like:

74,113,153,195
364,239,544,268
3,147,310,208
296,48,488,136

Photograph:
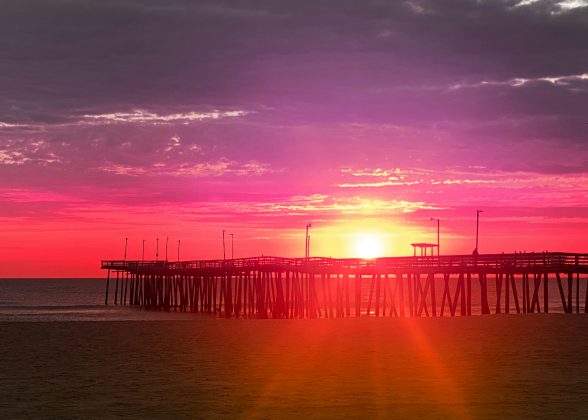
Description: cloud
1,0,588,230
514,0,588,11
338,180,421,188
558,0,588,9
449,73,588,90
0,122,27,128
164,135,182,153
261,197,439,216
169,159,271,177
0,109,250,132
97,158,272,178
338,166,588,207
175,194,440,219
431,179,495,185
339,167,427,188
97,164,147,176
81,109,249,125
341,168,402,178
0,139,60,165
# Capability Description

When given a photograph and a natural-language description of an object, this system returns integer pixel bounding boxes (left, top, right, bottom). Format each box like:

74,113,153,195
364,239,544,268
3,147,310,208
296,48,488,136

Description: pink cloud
81,109,249,125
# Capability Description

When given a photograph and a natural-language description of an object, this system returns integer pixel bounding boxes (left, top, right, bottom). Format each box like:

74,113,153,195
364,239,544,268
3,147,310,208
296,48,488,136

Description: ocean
0,277,578,321
0,279,207,322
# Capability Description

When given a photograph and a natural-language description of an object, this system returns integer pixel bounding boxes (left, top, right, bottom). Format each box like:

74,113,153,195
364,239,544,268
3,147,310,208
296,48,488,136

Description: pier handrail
102,252,588,272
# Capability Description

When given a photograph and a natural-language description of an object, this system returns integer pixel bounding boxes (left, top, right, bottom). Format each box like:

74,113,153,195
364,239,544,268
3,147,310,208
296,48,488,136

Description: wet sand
1,315,588,419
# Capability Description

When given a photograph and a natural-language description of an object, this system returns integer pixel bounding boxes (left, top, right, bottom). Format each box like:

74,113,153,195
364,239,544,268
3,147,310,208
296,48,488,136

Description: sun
355,235,383,259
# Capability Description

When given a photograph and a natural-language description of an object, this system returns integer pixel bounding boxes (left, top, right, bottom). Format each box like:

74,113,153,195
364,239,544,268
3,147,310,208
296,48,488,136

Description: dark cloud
0,0,587,195
1,0,586,113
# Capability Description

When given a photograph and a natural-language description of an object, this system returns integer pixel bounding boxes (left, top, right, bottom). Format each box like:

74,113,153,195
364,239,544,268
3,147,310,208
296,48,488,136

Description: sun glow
355,235,383,259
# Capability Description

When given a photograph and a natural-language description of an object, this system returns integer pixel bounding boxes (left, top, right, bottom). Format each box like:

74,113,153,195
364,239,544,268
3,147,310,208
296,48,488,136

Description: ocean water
0,276,578,321
0,279,207,322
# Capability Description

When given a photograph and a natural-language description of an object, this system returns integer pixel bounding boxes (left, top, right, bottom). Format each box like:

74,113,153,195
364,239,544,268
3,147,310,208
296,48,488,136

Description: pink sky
1,0,588,277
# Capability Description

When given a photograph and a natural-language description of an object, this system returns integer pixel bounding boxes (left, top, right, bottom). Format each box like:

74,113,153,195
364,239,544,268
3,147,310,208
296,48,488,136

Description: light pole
305,223,312,258
230,233,234,259
124,237,128,261
177,240,181,262
222,230,226,260
142,240,146,262
165,237,169,262
430,218,440,257
156,237,159,261
475,209,483,254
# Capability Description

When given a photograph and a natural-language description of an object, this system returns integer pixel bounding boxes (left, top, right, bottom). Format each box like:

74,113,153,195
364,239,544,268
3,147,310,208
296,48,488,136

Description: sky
1,0,587,277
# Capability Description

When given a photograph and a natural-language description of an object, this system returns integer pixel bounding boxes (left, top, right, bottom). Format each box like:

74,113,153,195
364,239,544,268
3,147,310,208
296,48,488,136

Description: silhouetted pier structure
101,252,588,318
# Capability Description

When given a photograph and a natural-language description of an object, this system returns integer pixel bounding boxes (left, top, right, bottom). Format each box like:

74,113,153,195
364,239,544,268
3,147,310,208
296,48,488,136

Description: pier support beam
104,269,110,305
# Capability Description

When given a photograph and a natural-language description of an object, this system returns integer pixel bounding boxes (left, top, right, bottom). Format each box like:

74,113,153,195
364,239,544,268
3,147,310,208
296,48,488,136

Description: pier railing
102,252,588,273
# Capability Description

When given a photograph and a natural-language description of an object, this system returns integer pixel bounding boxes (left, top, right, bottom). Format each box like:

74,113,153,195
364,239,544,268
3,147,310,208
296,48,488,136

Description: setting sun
355,235,383,259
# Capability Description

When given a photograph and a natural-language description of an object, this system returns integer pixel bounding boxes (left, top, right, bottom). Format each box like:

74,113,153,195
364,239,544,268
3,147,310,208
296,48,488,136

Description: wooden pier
101,252,588,318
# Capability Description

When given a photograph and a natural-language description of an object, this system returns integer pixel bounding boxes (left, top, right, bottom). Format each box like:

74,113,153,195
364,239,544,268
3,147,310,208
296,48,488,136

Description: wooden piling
104,269,110,305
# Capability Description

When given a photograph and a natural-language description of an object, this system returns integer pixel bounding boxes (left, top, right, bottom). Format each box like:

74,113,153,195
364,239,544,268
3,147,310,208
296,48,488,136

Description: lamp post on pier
430,218,440,257
124,237,128,261
305,223,312,258
165,237,169,262
156,237,159,261
222,230,226,260
142,240,146,262
177,240,180,262
230,233,234,259
474,209,483,255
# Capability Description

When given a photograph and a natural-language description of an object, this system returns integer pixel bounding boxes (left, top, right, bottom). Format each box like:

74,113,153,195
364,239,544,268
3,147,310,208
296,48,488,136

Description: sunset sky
1,0,587,277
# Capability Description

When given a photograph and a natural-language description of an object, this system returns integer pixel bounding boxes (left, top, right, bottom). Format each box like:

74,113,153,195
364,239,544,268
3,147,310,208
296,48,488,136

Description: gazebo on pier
411,242,438,257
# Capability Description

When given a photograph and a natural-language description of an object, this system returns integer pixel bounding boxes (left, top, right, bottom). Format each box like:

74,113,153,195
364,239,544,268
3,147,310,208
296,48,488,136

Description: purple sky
1,0,587,276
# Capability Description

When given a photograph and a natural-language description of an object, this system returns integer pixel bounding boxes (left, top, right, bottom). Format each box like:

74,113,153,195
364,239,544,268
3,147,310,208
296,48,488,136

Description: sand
1,315,588,419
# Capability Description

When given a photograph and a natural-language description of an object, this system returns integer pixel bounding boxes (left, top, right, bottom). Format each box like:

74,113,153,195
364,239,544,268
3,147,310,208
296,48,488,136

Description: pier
101,252,588,318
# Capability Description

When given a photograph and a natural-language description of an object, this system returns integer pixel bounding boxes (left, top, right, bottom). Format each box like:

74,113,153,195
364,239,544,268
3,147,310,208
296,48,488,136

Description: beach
2,315,588,419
